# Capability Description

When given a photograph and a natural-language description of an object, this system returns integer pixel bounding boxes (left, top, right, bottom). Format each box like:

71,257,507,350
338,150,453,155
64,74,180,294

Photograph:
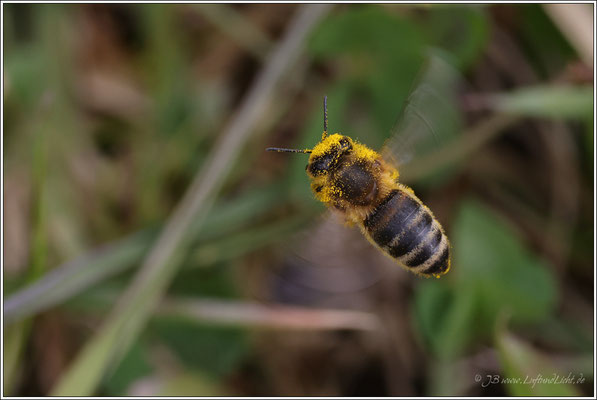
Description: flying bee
267,94,451,279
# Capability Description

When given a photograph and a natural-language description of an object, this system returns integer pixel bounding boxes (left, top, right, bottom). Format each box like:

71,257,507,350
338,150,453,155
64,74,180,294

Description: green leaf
423,5,489,69
156,371,226,396
150,317,248,378
519,5,576,76
414,199,557,360
492,85,593,119
414,280,477,360
103,340,153,396
310,6,420,58
4,45,48,109
306,5,426,145
427,359,470,396
452,200,557,325
496,330,582,396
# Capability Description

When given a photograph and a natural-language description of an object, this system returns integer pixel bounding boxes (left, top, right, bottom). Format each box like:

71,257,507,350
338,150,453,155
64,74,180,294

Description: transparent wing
381,52,462,168
259,212,402,307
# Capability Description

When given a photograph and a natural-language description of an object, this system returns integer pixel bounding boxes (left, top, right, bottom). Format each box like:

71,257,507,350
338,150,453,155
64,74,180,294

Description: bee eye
339,138,352,150
307,153,334,176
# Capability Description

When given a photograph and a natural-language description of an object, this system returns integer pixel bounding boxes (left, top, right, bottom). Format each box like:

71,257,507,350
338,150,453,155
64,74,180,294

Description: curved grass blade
51,5,332,396
4,185,283,325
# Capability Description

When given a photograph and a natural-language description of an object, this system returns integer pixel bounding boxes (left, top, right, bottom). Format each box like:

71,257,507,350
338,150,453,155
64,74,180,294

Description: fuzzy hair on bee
267,96,450,278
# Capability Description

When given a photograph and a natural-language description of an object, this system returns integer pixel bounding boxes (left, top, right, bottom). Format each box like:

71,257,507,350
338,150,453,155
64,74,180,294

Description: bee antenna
266,147,312,154
322,95,328,139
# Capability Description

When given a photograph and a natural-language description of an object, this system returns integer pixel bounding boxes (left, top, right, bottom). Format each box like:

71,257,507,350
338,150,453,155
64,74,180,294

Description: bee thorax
335,163,378,206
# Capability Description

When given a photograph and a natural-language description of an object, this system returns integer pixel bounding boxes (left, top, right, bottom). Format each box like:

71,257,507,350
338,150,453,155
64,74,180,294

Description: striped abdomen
363,189,450,277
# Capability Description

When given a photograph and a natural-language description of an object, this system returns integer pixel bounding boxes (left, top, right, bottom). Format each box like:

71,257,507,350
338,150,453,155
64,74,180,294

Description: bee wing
264,212,396,306
381,53,462,169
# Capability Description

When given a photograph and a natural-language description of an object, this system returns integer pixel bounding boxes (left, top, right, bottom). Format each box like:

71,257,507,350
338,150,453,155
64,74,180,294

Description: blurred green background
3,3,594,397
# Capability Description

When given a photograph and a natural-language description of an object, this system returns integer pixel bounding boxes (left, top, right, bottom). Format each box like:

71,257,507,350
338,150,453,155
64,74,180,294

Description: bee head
306,134,353,177
266,96,356,177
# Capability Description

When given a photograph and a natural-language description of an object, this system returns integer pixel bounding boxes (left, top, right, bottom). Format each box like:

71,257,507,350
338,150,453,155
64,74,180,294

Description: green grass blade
496,329,582,396
491,85,593,119
3,321,31,395
50,5,332,395
3,230,153,324
4,184,282,325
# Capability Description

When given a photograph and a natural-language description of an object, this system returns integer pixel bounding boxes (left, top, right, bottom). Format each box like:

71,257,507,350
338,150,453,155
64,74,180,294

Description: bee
267,96,451,278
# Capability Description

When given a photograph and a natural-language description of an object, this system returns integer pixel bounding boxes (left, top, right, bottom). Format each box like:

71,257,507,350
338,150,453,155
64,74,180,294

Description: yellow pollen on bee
310,133,381,163
351,142,379,162
310,133,345,158
313,180,343,204
308,133,400,206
